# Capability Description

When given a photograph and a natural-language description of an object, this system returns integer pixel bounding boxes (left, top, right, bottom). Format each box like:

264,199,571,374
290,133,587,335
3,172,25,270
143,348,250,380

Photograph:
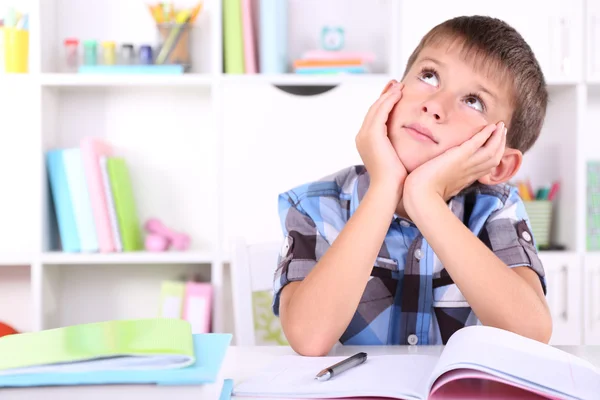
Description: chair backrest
230,237,289,346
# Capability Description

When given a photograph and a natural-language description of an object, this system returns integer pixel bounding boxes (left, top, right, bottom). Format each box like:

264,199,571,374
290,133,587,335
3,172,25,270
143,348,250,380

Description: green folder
223,0,245,73
107,157,143,252
0,318,194,374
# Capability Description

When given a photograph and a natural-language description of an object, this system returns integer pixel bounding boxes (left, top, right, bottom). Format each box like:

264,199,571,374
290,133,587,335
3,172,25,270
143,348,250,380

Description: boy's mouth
403,123,438,144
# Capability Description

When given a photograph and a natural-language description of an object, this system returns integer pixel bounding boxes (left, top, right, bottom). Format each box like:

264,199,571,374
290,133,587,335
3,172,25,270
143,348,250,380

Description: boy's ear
477,148,523,185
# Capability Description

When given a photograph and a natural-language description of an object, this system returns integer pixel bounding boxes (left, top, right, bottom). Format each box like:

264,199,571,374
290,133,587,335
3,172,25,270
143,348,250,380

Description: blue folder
0,333,231,387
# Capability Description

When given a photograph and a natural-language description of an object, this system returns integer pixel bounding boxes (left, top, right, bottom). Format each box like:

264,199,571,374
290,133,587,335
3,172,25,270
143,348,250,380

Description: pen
315,352,367,382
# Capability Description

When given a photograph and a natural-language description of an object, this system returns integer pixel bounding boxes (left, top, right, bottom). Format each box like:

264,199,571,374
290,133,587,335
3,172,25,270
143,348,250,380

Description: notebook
0,318,231,387
233,325,600,399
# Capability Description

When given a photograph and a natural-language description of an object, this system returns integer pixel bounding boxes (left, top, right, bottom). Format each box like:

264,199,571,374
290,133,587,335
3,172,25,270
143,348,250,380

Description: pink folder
80,137,116,253
182,282,213,334
241,0,257,74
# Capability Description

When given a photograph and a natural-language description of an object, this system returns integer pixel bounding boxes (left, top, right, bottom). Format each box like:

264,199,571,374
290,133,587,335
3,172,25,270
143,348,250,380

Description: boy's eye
419,70,439,87
465,96,484,112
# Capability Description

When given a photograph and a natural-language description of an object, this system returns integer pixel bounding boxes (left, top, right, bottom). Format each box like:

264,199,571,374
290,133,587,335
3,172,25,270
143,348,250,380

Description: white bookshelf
0,0,599,345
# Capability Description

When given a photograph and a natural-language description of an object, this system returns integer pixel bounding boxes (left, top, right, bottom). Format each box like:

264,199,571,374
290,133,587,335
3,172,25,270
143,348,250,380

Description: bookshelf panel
41,263,210,329
40,86,218,254
39,0,214,74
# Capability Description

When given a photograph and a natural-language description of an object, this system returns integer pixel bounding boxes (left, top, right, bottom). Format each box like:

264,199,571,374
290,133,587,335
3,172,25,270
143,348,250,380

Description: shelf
0,253,33,266
39,73,213,88
220,73,392,86
41,251,213,265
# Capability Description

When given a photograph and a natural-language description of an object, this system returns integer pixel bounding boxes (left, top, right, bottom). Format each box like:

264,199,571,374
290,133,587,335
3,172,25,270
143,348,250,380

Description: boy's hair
403,16,548,154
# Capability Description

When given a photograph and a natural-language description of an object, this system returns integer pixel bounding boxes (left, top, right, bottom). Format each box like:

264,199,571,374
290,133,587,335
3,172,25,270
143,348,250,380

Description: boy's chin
397,153,426,173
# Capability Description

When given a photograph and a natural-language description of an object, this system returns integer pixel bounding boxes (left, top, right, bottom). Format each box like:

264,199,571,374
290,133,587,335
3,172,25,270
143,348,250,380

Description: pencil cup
4,28,29,73
523,200,553,248
156,23,191,70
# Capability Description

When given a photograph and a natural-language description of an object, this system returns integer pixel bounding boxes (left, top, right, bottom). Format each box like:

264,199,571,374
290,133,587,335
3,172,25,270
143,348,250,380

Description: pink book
301,49,377,63
80,137,116,253
241,0,257,74
182,282,213,334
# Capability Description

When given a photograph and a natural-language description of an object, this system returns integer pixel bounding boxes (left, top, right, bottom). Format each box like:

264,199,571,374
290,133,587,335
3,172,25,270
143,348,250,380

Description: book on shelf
0,318,231,387
233,325,600,400
46,138,143,253
159,280,213,334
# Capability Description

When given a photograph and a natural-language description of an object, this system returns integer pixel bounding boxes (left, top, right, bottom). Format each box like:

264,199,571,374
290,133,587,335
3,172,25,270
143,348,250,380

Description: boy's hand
403,122,507,212
355,80,407,200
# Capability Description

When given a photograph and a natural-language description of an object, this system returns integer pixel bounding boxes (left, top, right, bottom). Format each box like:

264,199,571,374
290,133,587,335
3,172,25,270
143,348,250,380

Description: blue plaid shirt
272,165,546,345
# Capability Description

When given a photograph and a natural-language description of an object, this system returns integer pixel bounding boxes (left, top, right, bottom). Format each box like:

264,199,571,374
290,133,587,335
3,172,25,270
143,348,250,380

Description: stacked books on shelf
292,50,375,75
159,280,213,334
0,318,231,388
46,137,143,253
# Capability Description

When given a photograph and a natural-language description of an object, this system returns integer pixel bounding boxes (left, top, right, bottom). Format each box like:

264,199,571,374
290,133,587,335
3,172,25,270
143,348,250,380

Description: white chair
230,237,289,346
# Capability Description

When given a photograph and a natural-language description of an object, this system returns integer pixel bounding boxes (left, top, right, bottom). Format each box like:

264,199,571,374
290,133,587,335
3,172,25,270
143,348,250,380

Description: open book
233,326,600,400
0,318,194,376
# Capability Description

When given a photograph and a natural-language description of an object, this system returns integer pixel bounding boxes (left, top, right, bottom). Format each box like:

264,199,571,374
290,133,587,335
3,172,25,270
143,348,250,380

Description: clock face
321,27,345,51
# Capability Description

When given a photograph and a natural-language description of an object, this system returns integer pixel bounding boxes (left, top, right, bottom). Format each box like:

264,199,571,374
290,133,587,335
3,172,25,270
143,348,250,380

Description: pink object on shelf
145,233,170,252
241,0,257,74
144,218,190,251
182,282,213,334
80,137,116,253
301,50,377,63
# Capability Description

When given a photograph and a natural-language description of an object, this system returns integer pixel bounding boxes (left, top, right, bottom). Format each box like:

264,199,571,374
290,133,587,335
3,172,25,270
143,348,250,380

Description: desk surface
0,345,599,399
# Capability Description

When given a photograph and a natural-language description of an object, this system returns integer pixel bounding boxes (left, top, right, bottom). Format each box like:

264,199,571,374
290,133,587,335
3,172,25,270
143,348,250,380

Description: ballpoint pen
315,352,367,382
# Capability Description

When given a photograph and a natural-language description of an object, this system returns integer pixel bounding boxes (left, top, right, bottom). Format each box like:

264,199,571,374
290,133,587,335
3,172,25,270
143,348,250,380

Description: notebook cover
0,333,231,387
259,0,287,73
46,150,80,252
223,0,245,73
0,318,193,373
241,0,257,74
159,281,185,319
106,157,143,251
80,138,115,253
182,282,213,334
62,148,98,252
100,156,123,251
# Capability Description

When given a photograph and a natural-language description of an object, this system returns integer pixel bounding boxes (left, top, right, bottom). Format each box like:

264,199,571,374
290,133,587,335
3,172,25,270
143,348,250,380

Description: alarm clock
321,26,345,51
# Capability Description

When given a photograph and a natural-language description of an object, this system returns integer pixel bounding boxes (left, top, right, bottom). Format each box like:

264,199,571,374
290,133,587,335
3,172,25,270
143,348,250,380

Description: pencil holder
523,200,553,248
155,23,191,70
4,28,29,73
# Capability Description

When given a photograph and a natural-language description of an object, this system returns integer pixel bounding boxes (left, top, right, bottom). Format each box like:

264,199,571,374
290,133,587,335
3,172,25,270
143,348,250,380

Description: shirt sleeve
272,190,337,316
478,187,547,294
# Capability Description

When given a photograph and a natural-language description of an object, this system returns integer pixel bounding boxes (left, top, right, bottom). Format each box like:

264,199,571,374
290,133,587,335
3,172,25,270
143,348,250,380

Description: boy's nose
421,105,442,121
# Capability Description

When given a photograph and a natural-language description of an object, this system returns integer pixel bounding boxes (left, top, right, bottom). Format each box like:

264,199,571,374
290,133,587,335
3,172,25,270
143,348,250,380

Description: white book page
234,354,438,399
428,326,600,399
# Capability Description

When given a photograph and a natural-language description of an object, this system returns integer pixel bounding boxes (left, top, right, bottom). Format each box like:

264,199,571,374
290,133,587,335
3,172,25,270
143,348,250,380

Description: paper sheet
234,354,439,399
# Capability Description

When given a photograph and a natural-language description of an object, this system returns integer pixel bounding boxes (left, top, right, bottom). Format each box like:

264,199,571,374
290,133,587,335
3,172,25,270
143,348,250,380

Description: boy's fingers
371,83,404,127
380,79,398,95
466,124,499,154
471,123,506,167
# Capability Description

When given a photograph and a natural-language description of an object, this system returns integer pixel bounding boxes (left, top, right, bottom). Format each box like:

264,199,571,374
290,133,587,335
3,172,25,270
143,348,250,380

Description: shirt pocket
360,256,402,303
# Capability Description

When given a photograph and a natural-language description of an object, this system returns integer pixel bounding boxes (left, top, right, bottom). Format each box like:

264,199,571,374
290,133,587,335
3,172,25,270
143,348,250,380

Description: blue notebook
0,333,231,387
46,149,81,252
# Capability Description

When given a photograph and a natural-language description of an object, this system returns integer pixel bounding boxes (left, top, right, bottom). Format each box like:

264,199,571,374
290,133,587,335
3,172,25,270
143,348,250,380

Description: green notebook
106,157,143,252
223,0,245,73
0,318,194,375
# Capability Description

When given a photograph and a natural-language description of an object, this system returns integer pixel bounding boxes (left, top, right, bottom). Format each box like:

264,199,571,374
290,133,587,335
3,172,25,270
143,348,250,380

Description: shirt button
522,231,532,242
407,334,419,345
414,249,422,260
399,220,410,228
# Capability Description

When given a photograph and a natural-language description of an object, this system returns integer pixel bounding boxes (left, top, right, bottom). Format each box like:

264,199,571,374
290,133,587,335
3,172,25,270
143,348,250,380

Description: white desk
0,345,599,399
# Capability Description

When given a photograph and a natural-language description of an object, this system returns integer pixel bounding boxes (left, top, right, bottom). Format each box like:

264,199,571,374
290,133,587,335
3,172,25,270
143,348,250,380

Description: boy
273,15,551,356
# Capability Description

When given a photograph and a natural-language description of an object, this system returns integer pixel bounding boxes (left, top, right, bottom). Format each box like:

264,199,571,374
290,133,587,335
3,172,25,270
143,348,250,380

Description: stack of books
46,137,143,253
292,50,375,75
0,318,231,388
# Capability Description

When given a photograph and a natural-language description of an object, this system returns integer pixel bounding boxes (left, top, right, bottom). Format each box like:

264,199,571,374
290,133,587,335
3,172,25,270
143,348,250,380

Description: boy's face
387,42,513,172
